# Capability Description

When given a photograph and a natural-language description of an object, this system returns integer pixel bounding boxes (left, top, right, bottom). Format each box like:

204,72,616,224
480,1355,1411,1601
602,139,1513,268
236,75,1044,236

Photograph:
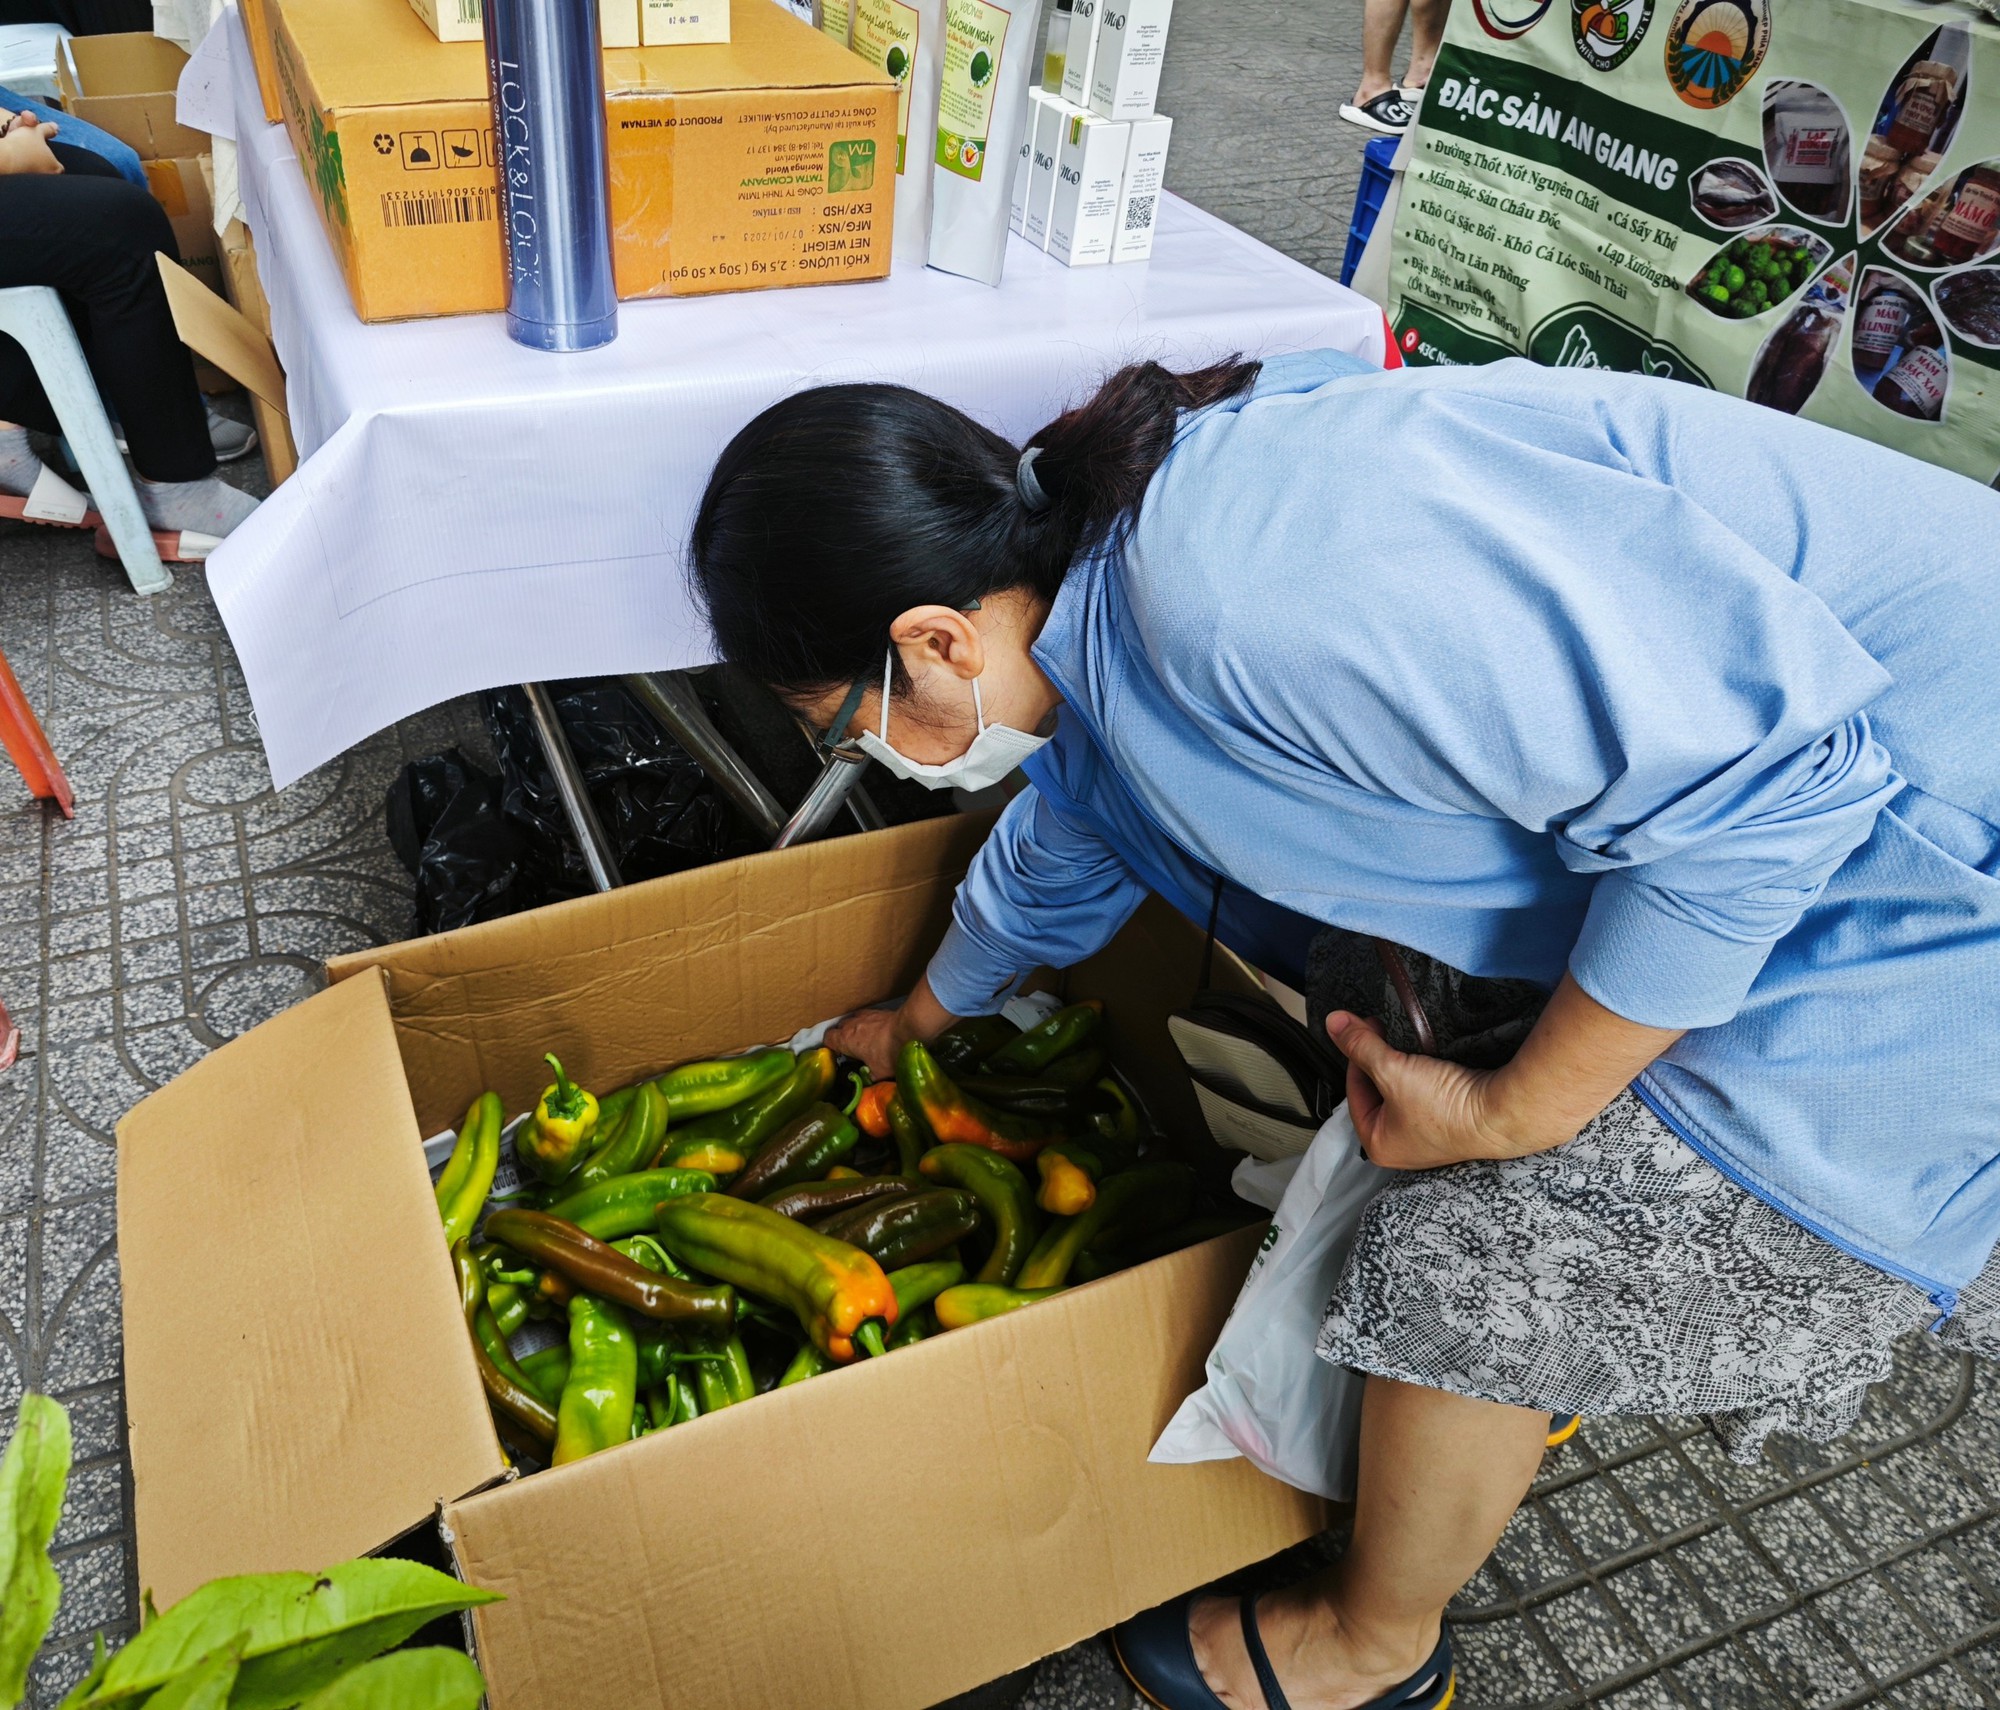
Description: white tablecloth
202,8,1388,787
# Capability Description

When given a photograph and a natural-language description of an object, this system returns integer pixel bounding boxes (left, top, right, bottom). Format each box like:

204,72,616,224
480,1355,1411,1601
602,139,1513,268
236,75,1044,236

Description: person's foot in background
1343,0,1452,129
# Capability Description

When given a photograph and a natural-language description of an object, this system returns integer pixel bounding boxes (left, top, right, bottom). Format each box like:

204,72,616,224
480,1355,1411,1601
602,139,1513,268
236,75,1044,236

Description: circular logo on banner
1471,0,1554,37
1663,0,1772,109
1572,0,1654,70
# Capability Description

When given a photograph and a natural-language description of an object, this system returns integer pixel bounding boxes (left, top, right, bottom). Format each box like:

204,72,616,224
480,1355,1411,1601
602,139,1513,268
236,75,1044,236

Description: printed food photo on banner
1747,252,1853,412
1763,80,1854,225
1687,226,1833,319
1860,21,1972,237
1935,266,2000,346
1886,158,2000,269
1690,157,1779,229
1850,265,1943,398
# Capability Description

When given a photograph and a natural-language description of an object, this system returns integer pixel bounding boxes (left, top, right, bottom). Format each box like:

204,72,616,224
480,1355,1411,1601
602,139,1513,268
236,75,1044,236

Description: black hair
688,357,1262,702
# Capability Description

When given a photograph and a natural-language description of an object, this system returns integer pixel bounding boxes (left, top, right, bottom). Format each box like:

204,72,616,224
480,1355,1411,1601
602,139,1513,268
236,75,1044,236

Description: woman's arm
1328,975,1683,1170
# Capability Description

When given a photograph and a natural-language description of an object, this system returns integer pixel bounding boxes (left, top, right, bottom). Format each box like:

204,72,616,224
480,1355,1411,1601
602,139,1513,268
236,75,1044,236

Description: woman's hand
1326,1012,1526,1169
824,973,962,1079
1327,975,1686,1171
0,116,61,175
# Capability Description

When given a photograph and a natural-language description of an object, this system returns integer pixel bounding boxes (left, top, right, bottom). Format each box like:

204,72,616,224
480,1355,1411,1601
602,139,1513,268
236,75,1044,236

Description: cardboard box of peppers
432,1001,1256,1467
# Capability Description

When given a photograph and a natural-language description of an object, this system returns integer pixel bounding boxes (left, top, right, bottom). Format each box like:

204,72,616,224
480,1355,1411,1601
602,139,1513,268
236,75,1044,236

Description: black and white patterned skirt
1316,1090,2000,1463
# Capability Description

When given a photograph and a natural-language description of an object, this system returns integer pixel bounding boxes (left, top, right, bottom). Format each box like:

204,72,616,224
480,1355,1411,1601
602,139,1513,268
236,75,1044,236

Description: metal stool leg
623,671,786,841
0,645,72,817
772,748,872,848
521,682,623,891
0,286,169,595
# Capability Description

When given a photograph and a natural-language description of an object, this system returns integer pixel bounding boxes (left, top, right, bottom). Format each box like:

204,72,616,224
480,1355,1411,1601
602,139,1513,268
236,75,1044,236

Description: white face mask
853,650,1050,792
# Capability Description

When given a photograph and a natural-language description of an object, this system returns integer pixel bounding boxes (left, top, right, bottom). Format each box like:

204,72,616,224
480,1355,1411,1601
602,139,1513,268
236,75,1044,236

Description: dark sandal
1111,1591,1457,1710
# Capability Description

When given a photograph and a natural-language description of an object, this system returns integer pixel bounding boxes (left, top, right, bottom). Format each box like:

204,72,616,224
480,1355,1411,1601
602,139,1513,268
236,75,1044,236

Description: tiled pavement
3,3,1998,1706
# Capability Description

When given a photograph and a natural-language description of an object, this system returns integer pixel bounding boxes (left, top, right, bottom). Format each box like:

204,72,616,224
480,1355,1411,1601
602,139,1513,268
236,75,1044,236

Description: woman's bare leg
1353,0,1411,104
1187,1377,1549,1710
1400,0,1450,90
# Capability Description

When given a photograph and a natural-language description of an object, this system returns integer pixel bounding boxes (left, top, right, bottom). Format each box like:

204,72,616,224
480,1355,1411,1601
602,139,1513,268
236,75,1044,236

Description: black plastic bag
385,748,539,935
482,678,753,897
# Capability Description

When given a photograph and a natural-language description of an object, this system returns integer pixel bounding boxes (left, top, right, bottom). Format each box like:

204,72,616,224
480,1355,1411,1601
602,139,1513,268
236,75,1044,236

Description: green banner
1387,0,2000,486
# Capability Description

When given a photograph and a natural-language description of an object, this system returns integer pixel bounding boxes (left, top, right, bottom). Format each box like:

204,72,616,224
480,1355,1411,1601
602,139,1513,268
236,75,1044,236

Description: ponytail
688,356,1260,700
1012,357,1262,593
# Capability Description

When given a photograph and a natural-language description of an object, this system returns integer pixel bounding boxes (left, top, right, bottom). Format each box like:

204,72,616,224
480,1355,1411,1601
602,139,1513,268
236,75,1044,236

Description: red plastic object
0,646,73,817
0,997,16,1073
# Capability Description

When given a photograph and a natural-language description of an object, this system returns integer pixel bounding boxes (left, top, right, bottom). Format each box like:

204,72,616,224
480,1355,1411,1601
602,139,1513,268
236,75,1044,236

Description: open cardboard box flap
117,968,502,1607
124,816,1325,1707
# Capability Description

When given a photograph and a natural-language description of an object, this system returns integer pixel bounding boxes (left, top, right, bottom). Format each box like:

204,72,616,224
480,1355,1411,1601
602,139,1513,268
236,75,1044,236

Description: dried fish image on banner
1386,0,2000,483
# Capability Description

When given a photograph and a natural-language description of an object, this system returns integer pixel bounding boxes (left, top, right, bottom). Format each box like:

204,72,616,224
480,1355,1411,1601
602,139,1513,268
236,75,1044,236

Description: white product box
409,0,636,42
642,0,730,40
1025,92,1073,248
1058,0,1103,107
1047,107,1129,266
1088,0,1171,119
1011,87,1049,235
1111,111,1169,261
1042,0,1072,92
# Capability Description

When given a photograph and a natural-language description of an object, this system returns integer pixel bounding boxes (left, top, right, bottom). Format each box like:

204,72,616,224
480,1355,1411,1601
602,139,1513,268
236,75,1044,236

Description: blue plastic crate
1339,134,1401,287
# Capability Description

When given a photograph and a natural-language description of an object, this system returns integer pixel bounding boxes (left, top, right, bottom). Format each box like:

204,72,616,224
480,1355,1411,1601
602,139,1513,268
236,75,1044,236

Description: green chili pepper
520,1054,600,1184
888,1258,965,1317
930,1014,1022,1071
654,1047,795,1123
662,1048,836,1164
816,1189,981,1272
544,1167,717,1238
727,1103,862,1200
1088,1078,1142,1152
1016,1163,1197,1290
473,1305,535,1394
486,1208,737,1328
452,1241,555,1445
958,1074,1119,1119
917,1144,1040,1284
488,1282,529,1338
983,1001,1103,1075
759,1175,921,1222
574,1081,669,1193
1036,1047,1108,1088
879,1092,924,1176
656,1192,898,1362
898,1042,1050,1164
685,1333,757,1412
934,1283,1063,1328
654,1135,750,1175
553,1295,638,1464
778,1342,833,1385
438,1092,505,1249
519,1345,572,1408
887,1309,933,1349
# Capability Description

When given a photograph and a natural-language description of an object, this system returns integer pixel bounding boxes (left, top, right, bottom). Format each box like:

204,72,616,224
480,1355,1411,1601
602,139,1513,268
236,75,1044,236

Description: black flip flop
1111,1591,1456,1710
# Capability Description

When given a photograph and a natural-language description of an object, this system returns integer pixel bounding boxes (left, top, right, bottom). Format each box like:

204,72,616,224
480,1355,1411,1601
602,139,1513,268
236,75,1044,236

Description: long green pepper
554,1295,638,1465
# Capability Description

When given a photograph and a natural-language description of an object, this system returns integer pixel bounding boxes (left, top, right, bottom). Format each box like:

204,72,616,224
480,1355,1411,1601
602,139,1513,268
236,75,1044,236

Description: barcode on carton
1123,194,1155,233
382,188,497,229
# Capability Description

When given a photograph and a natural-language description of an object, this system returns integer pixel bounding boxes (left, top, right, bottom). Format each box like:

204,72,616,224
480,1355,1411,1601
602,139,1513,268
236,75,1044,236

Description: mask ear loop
970,674,987,736
879,649,894,742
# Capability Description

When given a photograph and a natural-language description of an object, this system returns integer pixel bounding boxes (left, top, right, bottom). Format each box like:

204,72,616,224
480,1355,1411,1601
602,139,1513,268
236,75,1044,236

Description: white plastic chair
0,286,169,594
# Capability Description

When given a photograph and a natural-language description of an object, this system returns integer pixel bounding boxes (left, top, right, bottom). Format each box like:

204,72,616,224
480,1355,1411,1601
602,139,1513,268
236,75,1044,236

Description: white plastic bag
1150,1105,1388,1501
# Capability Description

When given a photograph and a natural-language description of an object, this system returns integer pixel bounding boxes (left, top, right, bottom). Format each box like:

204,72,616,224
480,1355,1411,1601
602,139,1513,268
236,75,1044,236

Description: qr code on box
1124,195,1156,233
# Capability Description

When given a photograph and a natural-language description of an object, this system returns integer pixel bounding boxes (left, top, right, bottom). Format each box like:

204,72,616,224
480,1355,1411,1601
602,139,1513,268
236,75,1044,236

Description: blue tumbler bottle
483,0,618,351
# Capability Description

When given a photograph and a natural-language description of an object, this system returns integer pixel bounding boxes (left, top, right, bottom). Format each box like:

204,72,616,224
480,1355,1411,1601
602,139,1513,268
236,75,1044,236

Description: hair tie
1015,445,1050,514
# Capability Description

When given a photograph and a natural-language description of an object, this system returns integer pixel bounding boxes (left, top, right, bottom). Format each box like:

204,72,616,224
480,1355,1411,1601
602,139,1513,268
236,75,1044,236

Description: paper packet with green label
926,0,1037,284
851,0,944,265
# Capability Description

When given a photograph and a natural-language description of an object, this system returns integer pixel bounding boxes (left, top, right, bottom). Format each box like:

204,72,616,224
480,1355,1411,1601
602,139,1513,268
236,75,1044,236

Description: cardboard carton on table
116,815,1326,1710
267,0,897,322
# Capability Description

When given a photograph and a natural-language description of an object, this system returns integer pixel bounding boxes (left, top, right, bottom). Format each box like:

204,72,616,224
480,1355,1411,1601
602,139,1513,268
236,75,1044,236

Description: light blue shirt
928,351,2000,1306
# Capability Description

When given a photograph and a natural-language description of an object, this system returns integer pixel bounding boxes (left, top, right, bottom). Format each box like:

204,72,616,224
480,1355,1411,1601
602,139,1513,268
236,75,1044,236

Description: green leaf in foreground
79,1561,498,1710
0,1395,72,1707
294,1648,485,1710
132,1637,244,1710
